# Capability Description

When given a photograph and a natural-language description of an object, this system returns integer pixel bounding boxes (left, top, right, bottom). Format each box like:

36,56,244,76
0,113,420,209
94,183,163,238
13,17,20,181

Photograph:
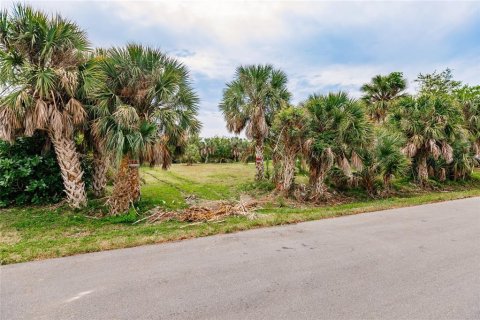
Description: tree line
220,67,480,199
0,5,479,213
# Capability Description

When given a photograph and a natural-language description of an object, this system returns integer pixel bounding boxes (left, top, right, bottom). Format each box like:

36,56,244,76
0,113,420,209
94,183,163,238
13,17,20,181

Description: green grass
1,163,480,265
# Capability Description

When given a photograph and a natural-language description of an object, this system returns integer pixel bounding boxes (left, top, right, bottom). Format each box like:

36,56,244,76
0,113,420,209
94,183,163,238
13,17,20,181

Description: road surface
1,197,480,319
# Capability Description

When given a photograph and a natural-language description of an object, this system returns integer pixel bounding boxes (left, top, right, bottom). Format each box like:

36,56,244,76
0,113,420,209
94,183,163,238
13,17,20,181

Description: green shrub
0,135,64,207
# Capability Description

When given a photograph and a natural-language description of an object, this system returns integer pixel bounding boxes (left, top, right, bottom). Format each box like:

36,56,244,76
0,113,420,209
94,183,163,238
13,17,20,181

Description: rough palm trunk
417,155,429,186
129,160,141,202
48,129,87,208
107,156,131,215
255,140,265,181
271,149,282,185
279,152,295,194
310,169,328,200
92,151,108,197
383,174,392,194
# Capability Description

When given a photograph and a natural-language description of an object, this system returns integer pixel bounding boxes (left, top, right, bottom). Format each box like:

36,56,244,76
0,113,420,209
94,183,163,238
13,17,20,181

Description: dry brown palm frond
66,98,86,125
323,147,335,169
24,110,35,137
441,141,453,164
338,156,352,177
56,69,79,96
113,105,140,129
351,150,363,170
226,116,246,134
34,99,49,129
0,106,22,129
61,111,73,136
427,139,441,160
402,142,417,158
50,108,64,134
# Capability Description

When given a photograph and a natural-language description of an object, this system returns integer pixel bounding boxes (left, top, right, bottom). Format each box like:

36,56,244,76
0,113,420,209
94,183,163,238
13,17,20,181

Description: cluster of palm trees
0,5,199,213
1,5,479,213
220,66,480,199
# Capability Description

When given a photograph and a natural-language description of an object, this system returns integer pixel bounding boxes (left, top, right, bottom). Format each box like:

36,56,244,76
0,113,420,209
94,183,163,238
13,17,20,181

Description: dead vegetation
134,195,259,224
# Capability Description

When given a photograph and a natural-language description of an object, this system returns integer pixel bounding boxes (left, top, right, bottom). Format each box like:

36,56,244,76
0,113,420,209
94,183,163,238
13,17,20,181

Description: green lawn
1,163,480,265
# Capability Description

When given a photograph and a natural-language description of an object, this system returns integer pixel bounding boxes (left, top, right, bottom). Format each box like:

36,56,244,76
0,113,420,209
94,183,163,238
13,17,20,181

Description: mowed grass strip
1,163,479,265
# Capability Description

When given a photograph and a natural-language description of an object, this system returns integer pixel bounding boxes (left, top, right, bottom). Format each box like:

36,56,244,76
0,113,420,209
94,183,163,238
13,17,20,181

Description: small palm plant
303,92,372,199
219,64,290,180
361,72,407,123
390,95,466,186
0,4,103,207
95,104,157,214
354,130,409,196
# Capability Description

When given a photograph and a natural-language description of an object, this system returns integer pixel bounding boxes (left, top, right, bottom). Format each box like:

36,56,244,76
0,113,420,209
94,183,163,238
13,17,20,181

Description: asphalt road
1,197,480,320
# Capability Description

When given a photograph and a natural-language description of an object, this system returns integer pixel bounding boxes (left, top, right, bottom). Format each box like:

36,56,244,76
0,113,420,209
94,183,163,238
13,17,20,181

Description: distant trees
178,137,250,164
219,65,290,180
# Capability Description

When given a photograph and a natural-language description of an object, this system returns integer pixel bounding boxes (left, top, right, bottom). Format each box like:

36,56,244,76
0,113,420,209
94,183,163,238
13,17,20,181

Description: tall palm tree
219,64,290,180
390,95,465,186
92,44,200,213
361,72,407,123
0,4,103,208
303,92,373,199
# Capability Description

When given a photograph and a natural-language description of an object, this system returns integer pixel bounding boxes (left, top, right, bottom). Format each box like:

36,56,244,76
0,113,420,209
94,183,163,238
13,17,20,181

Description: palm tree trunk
107,156,131,215
279,152,295,194
310,169,327,200
129,160,141,202
417,155,429,186
255,140,265,181
383,174,392,194
48,129,87,208
92,151,108,197
271,149,282,185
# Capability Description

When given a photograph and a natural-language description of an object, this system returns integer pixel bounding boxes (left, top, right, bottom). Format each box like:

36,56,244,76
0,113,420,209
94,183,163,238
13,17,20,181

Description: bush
0,135,64,207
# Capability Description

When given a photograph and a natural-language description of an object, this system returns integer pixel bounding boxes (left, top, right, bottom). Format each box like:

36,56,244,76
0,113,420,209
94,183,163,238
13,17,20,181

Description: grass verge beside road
1,163,479,265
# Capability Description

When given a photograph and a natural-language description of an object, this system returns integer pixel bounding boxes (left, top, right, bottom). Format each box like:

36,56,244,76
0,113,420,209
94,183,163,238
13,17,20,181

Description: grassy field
1,163,480,265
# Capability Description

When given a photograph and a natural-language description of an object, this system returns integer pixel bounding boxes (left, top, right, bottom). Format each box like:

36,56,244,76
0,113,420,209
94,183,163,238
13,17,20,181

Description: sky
6,0,480,137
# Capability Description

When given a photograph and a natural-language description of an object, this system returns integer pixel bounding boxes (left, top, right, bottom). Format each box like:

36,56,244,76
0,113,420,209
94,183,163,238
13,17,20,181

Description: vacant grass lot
1,163,480,264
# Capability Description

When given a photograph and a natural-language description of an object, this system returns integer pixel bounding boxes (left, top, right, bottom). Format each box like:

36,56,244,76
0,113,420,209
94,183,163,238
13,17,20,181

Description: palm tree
354,130,409,196
219,64,290,180
303,92,373,199
390,95,465,186
272,106,307,194
92,44,200,213
95,105,157,214
361,72,407,123
375,131,410,191
0,4,103,208
454,86,480,159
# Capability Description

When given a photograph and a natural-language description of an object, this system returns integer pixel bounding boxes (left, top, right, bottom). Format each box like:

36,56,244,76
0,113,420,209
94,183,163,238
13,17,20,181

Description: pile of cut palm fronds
134,196,258,224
